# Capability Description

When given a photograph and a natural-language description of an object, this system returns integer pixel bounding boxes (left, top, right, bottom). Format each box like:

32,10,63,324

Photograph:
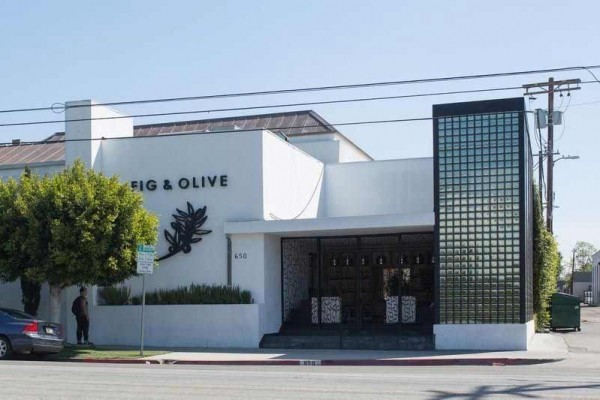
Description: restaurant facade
0,97,534,350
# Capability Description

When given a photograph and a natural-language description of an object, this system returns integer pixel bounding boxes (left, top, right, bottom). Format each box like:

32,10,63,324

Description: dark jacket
76,295,89,319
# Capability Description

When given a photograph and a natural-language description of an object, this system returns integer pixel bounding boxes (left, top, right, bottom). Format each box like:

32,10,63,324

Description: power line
0,109,528,147
584,67,600,85
568,98,600,108
4,80,597,130
556,96,571,142
0,85,530,128
1,64,600,115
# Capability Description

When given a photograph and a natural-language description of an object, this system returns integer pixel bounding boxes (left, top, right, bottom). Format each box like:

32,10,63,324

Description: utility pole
535,110,545,209
538,149,544,202
547,77,555,233
523,78,581,233
571,248,576,294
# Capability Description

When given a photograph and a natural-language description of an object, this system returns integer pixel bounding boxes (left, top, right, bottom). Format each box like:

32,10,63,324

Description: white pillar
64,100,133,169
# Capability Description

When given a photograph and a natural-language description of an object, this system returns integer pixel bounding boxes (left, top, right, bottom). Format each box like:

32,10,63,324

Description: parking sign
136,244,155,274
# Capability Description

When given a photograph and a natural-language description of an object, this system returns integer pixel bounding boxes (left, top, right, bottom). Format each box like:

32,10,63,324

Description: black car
0,308,64,360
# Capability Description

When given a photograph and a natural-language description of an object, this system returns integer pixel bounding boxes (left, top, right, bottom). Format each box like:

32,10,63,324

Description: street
1,361,600,399
1,307,599,399
555,305,600,353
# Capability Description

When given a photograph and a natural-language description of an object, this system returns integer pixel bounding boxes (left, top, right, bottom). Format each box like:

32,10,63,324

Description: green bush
128,284,251,305
533,186,560,331
97,286,131,305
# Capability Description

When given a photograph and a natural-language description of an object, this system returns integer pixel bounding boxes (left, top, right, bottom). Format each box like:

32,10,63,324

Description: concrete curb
55,357,563,367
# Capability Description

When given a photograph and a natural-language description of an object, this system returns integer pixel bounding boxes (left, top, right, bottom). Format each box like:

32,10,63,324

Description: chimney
64,100,133,168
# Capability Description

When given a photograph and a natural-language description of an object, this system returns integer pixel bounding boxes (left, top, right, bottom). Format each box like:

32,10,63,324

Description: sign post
137,244,155,357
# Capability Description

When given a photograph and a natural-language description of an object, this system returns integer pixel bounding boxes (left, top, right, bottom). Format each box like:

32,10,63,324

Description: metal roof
0,133,65,166
133,110,338,137
0,110,342,166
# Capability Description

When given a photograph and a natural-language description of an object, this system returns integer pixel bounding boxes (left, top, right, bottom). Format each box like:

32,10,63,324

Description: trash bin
550,292,581,331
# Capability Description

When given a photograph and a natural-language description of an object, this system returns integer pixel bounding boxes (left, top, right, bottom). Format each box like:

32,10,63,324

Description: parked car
0,308,64,360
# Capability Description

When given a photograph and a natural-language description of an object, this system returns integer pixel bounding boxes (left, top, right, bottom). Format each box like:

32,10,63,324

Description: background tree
572,241,598,272
0,160,159,323
532,185,560,331
560,241,598,291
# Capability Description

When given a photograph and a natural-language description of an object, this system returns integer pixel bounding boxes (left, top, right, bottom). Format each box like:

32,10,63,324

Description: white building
0,98,534,350
591,251,600,305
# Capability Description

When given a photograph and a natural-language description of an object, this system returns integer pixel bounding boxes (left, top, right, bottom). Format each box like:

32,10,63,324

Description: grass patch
47,345,166,360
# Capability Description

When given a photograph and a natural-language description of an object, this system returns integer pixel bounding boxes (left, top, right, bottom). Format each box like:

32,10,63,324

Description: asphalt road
557,306,600,353
1,361,600,399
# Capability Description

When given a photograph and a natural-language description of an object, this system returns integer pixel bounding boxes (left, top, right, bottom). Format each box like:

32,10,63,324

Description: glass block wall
433,98,533,325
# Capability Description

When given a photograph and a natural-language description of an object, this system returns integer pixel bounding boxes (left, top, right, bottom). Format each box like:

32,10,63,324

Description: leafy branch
157,202,212,261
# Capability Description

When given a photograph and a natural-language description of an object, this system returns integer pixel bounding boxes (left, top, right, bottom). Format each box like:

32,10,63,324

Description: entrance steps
260,330,434,350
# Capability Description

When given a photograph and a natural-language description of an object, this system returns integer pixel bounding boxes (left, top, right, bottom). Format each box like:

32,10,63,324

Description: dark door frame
280,232,434,329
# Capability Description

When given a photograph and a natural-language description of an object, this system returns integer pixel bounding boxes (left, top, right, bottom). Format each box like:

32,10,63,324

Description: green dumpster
550,293,581,331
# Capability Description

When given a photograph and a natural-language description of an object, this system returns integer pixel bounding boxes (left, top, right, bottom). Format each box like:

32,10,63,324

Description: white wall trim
224,212,435,236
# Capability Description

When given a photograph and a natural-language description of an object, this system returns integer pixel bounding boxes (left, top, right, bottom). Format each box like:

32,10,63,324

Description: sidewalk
63,308,600,367
129,332,569,367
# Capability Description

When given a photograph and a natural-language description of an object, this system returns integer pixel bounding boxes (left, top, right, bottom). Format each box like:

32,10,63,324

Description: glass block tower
433,98,533,349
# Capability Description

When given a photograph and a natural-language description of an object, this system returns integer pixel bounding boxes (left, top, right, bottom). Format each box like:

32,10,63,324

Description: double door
322,239,398,326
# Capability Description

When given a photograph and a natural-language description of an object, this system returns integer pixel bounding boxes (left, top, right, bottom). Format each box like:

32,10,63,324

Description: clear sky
1,0,598,257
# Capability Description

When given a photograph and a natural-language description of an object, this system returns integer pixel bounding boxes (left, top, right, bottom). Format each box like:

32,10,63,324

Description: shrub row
98,284,251,305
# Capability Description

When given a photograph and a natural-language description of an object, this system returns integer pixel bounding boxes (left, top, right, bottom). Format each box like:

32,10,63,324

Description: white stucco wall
0,281,53,322
592,252,600,305
231,233,266,304
434,320,535,350
65,100,133,168
0,281,25,311
288,132,370,164
78,304,262,347
98,130,264,294
337,137,371,163
262,132,324,221
230,233,282,336
261,234,282,334
324,157,433,218
291,139,340,164
0,162,64,180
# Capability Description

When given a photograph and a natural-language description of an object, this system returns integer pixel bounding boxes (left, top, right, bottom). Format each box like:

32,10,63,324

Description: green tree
533,186,560,331
0,167,43,315
572,241,598,272
0,160,159,323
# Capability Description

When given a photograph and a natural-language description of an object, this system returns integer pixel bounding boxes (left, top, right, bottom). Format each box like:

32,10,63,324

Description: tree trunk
49,284,62,323
20,277,41,317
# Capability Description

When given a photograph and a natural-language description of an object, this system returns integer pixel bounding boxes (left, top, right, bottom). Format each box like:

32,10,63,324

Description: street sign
136,244,155,357
137,244,155,274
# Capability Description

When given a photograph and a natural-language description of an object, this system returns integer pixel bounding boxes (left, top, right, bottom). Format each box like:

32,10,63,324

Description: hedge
98,283,251,306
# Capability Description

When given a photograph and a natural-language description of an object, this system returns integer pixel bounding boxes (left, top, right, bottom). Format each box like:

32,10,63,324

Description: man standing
71,287,90,345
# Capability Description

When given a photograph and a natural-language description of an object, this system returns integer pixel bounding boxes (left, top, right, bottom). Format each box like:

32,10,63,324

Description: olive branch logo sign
157,202,212,261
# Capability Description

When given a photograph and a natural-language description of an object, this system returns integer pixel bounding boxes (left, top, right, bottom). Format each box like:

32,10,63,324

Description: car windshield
0,309,35,320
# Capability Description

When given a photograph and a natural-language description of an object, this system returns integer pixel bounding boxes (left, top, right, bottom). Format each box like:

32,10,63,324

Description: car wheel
0,336,13,360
